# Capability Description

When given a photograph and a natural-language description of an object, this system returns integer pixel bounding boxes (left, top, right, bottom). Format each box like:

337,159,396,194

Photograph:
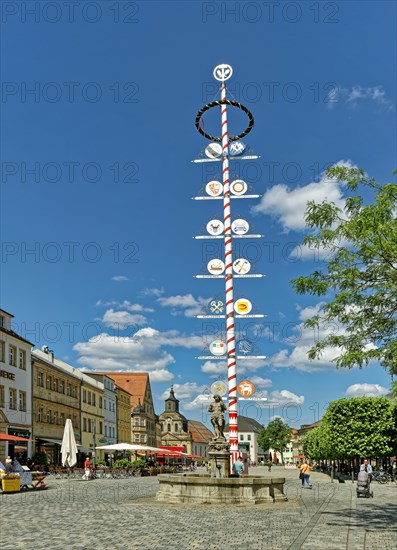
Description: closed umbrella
61,419,78,468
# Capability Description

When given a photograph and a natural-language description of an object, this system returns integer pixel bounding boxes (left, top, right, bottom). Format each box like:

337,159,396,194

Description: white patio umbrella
61,418,78,468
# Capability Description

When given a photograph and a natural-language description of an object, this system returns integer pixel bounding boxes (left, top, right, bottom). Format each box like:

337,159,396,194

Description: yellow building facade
116,385,132,444
32,348,81,465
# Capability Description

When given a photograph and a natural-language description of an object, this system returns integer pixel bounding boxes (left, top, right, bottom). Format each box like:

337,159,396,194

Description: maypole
219,79,238,464
194,64,264,470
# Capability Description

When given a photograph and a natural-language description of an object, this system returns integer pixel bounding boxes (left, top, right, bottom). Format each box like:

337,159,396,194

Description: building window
88,392,91,405
134,418,140,426
99,397,102,408
160,422,163,431
134,434,140,443
53,411,58,425
19,391,26,411
53,379,58,392
92,394,96,407
18,350,26,370
66,384,71,396
46,376,52,390
174,423,178,432
59,381,64,394
167,423,171,432
83,390,86,403
247,435,251,441
9,388,17,409
0,385,4,407
46,410,51,423
38,372,44,387
83,417,87,432
0,341,5,362
60,412,65,425
104,399,107,410
38,407,43,422
9,345,16,366
105,426,107,437
240,434,244,441
99,421,103,434
140,434,146,443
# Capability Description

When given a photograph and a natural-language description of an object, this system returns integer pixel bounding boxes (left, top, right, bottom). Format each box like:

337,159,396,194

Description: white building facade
85,373,117,445
0,309,33,458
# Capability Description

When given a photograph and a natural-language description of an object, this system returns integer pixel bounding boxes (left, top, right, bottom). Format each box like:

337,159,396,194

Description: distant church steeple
165,385,179,413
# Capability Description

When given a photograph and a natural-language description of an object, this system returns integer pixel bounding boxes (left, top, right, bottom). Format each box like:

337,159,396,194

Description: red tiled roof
188,420,213,443
95,372,149,410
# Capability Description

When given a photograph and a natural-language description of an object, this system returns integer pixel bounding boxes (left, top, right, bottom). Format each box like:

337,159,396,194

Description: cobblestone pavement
0,467,396,550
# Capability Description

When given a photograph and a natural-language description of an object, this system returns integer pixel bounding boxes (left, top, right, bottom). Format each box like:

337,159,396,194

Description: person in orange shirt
300,460,312,488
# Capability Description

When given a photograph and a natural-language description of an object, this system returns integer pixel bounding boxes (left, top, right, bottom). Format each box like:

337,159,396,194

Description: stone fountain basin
156,474,287,505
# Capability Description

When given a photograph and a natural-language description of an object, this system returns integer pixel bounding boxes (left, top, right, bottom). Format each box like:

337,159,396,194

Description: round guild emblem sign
234,298,252,315
213,64,233,82
210,340,227,356
237,380,255,397
205,142,222,159
205,180,223,197
232,219,249,234
207,259,225,275
211,381,227,396
207,219,224,236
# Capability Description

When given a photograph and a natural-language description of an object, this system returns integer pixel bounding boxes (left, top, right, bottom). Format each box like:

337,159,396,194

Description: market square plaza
1,466,396,550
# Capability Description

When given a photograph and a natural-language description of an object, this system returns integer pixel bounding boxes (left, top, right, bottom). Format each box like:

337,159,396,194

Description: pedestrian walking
300,460,312,488
83,456,91,480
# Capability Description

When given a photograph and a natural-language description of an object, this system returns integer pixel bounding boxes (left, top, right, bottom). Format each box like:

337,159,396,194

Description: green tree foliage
291,166,397,375
303,424,332,460
321,397,396,459
257,418,291,463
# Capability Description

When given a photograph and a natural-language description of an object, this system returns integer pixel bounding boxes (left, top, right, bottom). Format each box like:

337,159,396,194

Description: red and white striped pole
220,81,239,465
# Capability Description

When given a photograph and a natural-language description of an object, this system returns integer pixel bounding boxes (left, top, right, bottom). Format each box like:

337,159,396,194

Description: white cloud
160,382,205,401
142,287,164,297
96,300,153,313
327,85,394,111
249,376,272,388
297,303,325,322
74,332,175,375
268,310,344,372
148,370,174,383
345,383,389,398
158,293,209,317
183,394,214,411
74,327,202,381
101,309,147,329
267,389,304,405
111,275,129,282
201,360,228,376
252,161,354,232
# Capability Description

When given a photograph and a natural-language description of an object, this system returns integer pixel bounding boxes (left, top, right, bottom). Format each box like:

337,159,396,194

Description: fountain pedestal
208,438,230,478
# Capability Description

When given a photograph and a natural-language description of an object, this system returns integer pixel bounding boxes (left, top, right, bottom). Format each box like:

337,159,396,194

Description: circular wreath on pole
195,99,254,143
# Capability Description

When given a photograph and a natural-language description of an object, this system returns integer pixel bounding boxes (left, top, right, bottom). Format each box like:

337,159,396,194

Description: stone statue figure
208,395,227,439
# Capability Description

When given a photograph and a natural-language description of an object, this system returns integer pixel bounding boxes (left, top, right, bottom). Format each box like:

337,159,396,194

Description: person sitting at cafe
5,456,13,473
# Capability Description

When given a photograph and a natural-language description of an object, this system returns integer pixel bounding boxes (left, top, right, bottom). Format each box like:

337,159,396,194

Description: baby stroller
356,470,373,498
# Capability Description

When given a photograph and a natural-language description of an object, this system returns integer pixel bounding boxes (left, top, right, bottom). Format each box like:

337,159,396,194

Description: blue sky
1,1,396,428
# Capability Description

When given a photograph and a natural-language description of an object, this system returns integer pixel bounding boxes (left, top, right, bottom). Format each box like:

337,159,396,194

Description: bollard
351,471,354,483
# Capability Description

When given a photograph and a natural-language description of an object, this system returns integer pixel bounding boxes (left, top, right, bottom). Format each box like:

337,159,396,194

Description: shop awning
39,437,84,447
0,433,31,442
